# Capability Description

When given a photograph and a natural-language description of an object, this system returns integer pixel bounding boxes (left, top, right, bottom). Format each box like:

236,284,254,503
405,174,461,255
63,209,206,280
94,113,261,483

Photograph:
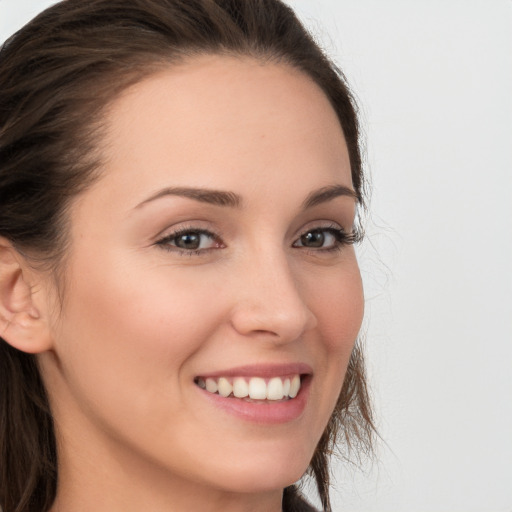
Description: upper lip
196,363,313,379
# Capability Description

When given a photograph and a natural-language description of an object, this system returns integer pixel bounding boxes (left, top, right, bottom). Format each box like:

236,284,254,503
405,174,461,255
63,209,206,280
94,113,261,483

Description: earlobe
0,239,53,354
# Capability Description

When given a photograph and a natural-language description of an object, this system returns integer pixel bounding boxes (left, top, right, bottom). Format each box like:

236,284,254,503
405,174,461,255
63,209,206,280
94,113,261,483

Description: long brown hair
0,1,374,510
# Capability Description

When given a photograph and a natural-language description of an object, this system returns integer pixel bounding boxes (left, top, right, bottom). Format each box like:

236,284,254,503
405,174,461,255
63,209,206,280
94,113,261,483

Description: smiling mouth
194,375,302,402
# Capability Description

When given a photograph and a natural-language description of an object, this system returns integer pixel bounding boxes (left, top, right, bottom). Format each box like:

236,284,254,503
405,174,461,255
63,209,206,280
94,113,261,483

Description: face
39,56,364,501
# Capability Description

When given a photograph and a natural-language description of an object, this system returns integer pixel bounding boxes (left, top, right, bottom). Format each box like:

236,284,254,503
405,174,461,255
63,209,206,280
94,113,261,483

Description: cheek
67,252,222,343
310,261,364,354
52,253,225,420
304,260,364,427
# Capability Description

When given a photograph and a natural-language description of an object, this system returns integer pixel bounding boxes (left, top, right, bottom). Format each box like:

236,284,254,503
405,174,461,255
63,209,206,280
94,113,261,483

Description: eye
155,228,222,253
293,226,356,251
298,230,332,248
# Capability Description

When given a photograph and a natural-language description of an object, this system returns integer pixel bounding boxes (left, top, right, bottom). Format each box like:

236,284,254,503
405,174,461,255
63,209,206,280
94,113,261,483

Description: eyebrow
302,184,359,208
136,187,242,209
135,183,358,210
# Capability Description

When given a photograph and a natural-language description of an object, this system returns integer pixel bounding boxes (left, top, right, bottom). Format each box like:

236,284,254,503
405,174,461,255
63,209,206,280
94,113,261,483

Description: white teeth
197,374,302,400
205,378,218,393
217,377,232,397
289,375,301,398
283,378,291,396
248,377,267,399
233,377,249,398
267,377,284,400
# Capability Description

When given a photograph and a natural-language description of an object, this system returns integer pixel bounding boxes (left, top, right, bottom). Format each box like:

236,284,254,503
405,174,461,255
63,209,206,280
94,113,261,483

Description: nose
229,252,317,343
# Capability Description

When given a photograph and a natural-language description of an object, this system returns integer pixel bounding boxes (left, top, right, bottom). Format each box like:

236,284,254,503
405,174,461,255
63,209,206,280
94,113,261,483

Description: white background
1,1,511,511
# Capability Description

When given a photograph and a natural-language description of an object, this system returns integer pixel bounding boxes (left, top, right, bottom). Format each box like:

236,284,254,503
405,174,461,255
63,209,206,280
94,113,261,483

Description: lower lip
196,376,311,425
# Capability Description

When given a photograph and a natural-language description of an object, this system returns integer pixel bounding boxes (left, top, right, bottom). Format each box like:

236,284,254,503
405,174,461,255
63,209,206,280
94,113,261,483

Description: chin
216,466,306,495
203,441,314,494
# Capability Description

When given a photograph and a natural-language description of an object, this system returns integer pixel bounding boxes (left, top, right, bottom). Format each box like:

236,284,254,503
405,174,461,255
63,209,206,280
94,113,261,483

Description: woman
0,1,374,511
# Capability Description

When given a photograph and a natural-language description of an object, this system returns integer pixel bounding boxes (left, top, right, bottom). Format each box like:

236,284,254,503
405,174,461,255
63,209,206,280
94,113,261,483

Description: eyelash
292,225,360,254
155,227,222,256
155,224,360,256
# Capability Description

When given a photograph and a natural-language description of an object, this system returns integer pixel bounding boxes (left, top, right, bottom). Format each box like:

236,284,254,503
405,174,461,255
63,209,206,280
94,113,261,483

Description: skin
30,56,364,512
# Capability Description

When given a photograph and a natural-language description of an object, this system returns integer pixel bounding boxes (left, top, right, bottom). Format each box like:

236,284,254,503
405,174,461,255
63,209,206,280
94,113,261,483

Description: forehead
95,55,351,205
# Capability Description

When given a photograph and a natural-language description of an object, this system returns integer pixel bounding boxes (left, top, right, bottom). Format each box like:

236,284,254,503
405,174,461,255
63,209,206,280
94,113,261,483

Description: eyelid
154,224,224,255
293,223,361,250
152,220,361,256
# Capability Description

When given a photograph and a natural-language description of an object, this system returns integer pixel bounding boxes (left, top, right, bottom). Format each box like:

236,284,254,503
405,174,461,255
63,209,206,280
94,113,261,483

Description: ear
0,238,53,353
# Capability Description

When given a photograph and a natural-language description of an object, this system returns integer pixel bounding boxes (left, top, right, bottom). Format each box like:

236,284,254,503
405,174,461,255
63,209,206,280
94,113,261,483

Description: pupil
177,233,200,249
302,230,324,247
